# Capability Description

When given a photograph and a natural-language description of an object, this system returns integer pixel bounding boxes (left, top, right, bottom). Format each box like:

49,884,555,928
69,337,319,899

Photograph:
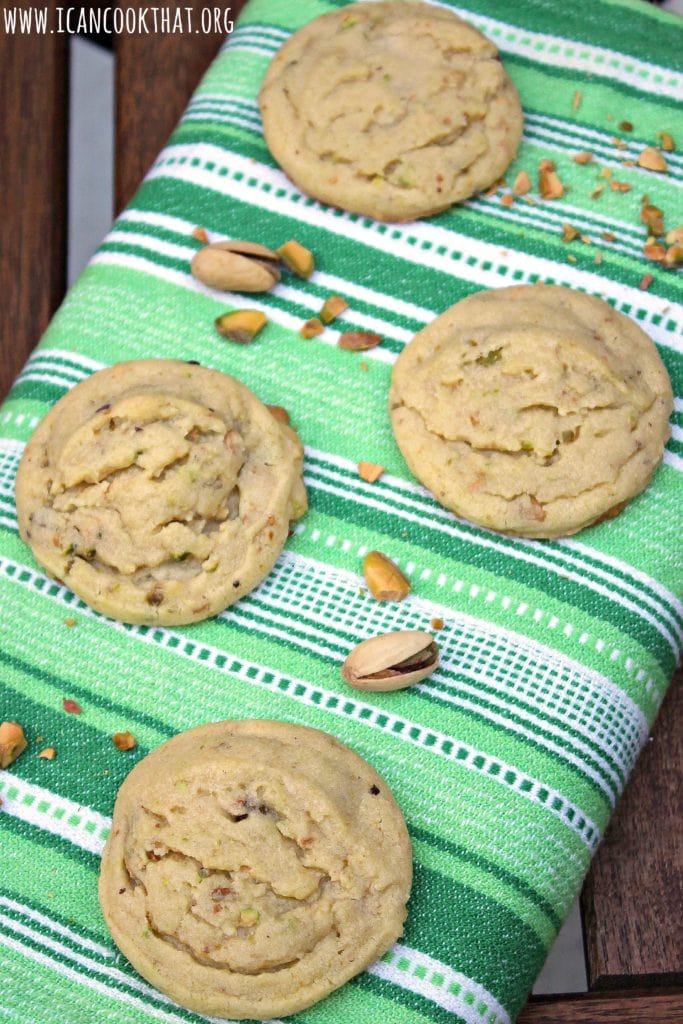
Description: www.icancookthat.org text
2,6,234,35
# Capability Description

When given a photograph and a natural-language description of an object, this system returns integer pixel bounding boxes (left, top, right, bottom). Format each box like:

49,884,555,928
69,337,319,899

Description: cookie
99,719,412,1020
259,1,523,222
390,285,672,538
15,359,307,624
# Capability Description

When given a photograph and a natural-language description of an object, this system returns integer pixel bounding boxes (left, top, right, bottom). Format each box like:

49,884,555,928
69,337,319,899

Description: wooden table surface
0,2,681,1019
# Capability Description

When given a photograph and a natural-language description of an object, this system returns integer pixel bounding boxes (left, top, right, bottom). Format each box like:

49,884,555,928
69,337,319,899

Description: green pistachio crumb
239,907,260,926
476,347,502,366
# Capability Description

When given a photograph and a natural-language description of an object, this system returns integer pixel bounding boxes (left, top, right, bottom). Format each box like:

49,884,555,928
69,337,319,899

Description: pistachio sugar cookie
259,1,523,222
390,285,672,538
99,719,412,1020
16,360,306,624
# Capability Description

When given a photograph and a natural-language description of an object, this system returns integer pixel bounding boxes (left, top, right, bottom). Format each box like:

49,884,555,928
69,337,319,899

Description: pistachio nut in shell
342,630,438,692
191,240,281,293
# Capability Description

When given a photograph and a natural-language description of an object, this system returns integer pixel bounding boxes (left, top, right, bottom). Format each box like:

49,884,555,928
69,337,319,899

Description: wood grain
519,989,683,1023
0,0,68,402
114,1,247,212
582,674,683,988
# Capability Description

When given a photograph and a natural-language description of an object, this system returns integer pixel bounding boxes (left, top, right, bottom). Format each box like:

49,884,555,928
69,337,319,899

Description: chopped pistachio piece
512,171,531,195
363,551,410,602
299,317,324,339
113,731,137,752
320,295,349,324
277,239,315,278
0,721,28,768
215,310,268,344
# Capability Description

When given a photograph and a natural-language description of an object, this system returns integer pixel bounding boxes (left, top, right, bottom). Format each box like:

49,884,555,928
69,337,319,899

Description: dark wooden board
0,0,68,402
114,1,246,211
582,675,683,989
519,989,683,1023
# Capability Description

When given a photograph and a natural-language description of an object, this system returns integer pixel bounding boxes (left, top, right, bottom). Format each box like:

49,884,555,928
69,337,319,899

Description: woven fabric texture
1,1,682,1022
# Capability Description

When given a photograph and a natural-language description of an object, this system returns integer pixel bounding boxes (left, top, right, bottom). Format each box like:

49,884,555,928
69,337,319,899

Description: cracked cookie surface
258,1,522,222
15,359,307,624
99,719,412,1020
390,285,672,538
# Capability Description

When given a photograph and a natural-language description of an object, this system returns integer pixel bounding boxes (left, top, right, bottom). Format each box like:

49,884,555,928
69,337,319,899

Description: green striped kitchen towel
1,1,682,1022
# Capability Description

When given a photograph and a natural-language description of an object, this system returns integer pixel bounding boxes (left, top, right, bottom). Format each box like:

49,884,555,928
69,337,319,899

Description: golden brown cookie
390,285,672,538
99,719,412,1020
259,1,523,222
15,360,306,624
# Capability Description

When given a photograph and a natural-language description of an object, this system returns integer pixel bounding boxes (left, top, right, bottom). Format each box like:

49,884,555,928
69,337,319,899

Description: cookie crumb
431,618,444,630
64,618,76,628
38,747,56,760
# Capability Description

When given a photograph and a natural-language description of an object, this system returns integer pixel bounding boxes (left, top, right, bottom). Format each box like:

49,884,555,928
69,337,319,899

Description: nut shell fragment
342,630,438,691
192,241,281,293
637,147,668,173
338,331,382,351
